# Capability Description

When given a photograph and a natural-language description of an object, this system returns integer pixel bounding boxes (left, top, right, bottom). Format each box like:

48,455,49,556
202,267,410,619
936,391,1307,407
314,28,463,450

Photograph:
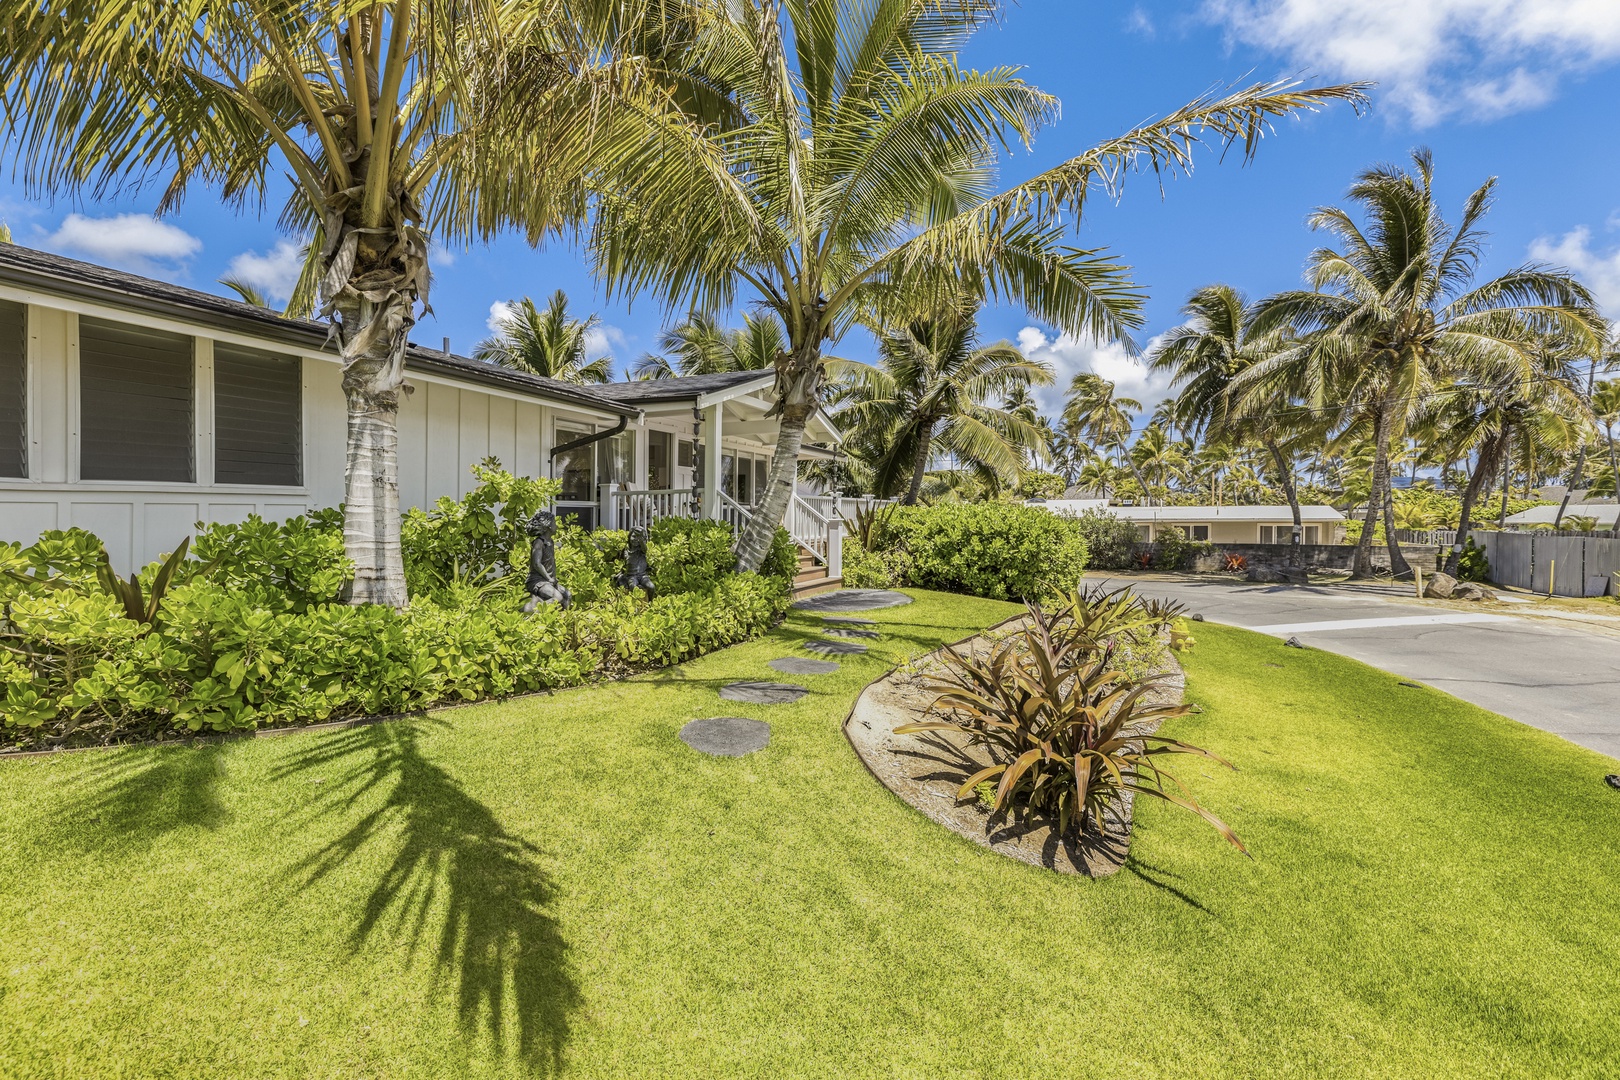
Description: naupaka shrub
0,466,795,749
842,502,1087,600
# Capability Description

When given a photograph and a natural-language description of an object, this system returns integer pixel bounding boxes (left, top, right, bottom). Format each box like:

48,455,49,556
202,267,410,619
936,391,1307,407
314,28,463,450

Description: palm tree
0,1,722,604
219,276,272,310
1150,284,1315,550
1249,149,1601,578
832,300,1053,504
1589,379,1620,530
475,291,615,383
590,1,1367,568
1047,418,1092,488
1065,373,1152,499
631,310,784,379
1129,424,1186,495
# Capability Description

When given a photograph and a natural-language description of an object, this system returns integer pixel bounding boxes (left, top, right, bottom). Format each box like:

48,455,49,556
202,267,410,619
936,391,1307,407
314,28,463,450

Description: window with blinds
79,317,193,482
214,343,302,486
0,300,23,478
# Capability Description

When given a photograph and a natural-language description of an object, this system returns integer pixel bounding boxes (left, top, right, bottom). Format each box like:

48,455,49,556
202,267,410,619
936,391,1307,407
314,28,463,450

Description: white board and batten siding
0,290,611,573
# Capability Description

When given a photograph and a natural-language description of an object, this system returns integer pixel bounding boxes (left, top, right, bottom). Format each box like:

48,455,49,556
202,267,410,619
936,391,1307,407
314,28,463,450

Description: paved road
1094,576,1620,761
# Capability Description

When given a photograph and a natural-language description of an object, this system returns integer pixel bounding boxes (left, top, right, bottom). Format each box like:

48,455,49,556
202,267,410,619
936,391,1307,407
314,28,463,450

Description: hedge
843,502,1087,600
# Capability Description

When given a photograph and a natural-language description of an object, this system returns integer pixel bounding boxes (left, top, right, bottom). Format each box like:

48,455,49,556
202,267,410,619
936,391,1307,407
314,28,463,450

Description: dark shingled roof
591,369,772,404
0,242,635,416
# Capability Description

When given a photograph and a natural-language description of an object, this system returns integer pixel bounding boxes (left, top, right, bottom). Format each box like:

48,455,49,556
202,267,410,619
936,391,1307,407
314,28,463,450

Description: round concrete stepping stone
679,717,771,757
719,681,808,705
824,626,879,639
791,589,912,612
769,657,841,675
822,616,877,626
804,638,868,655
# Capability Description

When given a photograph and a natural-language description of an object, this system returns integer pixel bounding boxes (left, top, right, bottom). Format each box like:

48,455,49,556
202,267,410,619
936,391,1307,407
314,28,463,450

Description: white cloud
1125,7,1154,37
429,247,456,269
1017,327,1175,421
1528,226,1620,318
43,213,201,269
584,324,625,360
486,300,520,334
1204,0,1620,125
224,240,303,304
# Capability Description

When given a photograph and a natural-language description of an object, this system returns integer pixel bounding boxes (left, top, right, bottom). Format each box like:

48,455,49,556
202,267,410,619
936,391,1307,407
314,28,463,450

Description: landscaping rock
1247,565,1309,584
804,639,868,656
824,626,879,639
1423,571,1459,599
1283,636,1306,649
1452,581,1496,602
679,717,771,757
1191,613,1205,622
719,681,808,705
792,589,912,612
1605,774,1620,791
769,657,840,675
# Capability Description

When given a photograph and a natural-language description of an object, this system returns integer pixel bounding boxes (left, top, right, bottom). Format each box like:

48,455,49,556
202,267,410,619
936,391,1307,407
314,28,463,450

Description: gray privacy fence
1475,532,1620,597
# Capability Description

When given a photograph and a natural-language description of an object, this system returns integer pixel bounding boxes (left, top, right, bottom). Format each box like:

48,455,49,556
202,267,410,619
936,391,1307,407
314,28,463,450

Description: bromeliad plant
896,588,1245,851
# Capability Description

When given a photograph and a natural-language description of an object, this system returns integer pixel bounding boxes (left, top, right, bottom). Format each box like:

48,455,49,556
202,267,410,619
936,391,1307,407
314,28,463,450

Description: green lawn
2,590,1618,1079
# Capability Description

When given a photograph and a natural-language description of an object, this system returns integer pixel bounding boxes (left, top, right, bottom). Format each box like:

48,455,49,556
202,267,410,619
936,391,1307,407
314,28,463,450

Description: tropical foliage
841,502,1087,600
474,291,616,383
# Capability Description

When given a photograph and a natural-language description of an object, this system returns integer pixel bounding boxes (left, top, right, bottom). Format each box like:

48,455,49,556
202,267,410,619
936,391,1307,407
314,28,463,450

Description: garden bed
842,617,1185,877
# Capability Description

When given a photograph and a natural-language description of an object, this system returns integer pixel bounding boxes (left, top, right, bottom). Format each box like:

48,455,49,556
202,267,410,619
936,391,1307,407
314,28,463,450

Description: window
734,453,751,504
648,430,673,489
721,452,736,496
754,458,767,503
1304,525,1320,545
213,342,301,486
597,429,634,487
1189,524,1210,541
79,316,193,482
0,300,23,478
554,424,596,501
677,439,694,468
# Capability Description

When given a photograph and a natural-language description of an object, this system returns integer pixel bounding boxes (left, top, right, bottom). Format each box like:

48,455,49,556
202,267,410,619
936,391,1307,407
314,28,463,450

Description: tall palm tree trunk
1606,425,1620,531
903,420,936,505
1351,406,1386,579
1447,426,1506,575
1265,438,1303,566
736,346,821,571
1376,401,1412,578
1497,428,1514,529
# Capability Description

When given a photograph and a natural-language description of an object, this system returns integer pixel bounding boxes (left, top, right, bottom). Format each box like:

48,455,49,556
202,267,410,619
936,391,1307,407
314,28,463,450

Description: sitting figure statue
522,509,571,612
614,525,657,599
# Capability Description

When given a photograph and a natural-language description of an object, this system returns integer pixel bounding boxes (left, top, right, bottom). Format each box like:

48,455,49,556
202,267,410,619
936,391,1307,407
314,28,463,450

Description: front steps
791,546,841,599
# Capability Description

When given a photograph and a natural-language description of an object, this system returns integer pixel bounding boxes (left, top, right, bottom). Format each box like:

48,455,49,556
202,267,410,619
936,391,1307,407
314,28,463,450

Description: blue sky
5,0,1620,421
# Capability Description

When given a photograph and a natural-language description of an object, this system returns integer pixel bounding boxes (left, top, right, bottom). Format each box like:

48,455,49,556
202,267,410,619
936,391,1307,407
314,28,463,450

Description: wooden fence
1475,532,1620,597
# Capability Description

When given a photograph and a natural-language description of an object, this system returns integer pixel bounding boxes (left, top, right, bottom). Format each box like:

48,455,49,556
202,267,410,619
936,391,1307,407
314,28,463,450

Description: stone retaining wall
1133,541,1445,574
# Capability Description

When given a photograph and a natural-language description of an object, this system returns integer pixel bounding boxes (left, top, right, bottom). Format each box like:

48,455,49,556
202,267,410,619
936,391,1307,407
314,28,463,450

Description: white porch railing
786,494,829,562
717,491,754,534
607,486,697,531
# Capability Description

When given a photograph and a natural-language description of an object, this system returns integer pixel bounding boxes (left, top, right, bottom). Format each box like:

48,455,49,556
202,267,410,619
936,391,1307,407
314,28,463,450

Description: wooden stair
791,545,841,599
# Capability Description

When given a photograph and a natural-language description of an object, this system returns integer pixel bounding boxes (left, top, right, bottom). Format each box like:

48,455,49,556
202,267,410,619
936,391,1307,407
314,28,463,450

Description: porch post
700,403,723,520
826,515,843,580
600,481,619,531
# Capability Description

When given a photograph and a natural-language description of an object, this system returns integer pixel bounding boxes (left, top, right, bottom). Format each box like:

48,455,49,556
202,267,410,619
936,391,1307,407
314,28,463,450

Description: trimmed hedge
0,466,796,749
843,502,1087,600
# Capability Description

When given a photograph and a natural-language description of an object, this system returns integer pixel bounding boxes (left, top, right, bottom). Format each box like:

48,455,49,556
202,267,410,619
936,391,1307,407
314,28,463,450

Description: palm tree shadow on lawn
276,720,578,1076
36,743,232,854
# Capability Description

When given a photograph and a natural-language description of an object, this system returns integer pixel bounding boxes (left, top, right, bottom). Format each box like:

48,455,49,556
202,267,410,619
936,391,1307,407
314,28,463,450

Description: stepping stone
769,657,840,675
804,639,868,656
680,717,771,757
823,616,877,626
792,589,912,612
824,626,879,639
719,681,808,705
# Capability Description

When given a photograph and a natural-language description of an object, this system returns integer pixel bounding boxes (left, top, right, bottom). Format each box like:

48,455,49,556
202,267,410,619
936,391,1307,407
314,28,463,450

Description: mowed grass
1,591,1618,1079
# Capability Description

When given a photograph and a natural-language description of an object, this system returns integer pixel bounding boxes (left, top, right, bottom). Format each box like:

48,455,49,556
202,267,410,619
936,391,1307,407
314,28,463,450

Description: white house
1034,499,1346,544
1502,502,1620,530
0,245,844,582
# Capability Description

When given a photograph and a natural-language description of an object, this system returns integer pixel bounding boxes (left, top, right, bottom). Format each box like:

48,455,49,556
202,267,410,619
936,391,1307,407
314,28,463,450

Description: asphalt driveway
1093,575,1620,762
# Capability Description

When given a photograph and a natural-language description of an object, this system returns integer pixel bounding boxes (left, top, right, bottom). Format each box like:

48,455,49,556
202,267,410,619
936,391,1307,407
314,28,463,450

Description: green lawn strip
1,601,1617,1078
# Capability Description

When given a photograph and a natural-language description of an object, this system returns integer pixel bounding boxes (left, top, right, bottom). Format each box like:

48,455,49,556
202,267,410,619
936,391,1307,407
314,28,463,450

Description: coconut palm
1129,424,1187,495
1065,373,1155,499
1150,284,1316,549
0,1,724,604
474,291,615,383
590,1,1366,568
832,300,1053,504
1248,149,1601,578
631,310,784,379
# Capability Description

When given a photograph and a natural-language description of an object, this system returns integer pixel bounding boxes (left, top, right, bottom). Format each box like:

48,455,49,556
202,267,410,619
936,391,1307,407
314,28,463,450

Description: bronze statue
522,509,571,612
614,525,656,599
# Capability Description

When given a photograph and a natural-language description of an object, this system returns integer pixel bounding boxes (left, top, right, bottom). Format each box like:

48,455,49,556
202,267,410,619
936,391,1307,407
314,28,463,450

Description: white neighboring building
1034,500,1346,544
1502,502,1620,529
0,245,842,574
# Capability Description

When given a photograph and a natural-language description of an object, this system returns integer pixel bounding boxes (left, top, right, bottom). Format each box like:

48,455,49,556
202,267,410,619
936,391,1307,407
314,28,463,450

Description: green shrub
841,541,910,590
1152,526,1211,572
861,502,1087,600
762,527,799,589
1069,509,1140,570
1016,471,1068,499
194,513,351,610
401,459,561,594
1457,536,1490,582
643,517,737,595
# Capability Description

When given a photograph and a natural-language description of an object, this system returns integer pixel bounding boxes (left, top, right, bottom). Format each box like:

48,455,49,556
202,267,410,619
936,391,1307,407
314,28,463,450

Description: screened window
734,453,752,504
721,452,736,496
677,439,694,468
79,317,193,482
597,430,634,486
1189,524,1210,541
753,458,767,504
555,424,596,501
0,300,23,478
214,343,301,486
648,430,674,489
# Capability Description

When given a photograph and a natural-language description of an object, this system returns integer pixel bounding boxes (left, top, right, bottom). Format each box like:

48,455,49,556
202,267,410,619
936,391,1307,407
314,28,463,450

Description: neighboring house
1035,499,1346,544
0,246,842,582
1502,502,1620,530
